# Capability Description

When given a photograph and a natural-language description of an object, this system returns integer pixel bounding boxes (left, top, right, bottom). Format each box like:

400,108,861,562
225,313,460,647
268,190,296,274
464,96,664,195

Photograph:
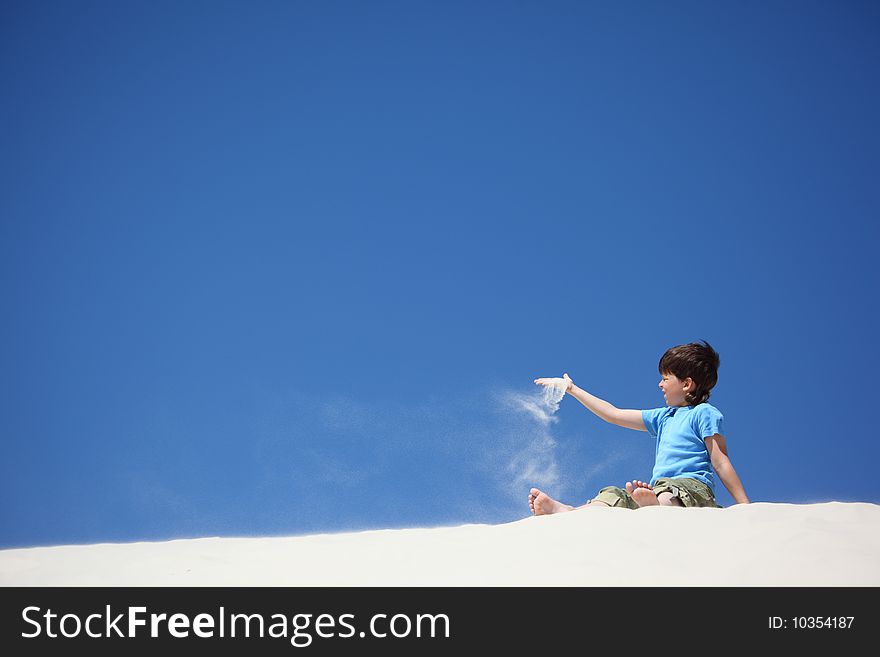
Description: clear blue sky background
2,1,879,549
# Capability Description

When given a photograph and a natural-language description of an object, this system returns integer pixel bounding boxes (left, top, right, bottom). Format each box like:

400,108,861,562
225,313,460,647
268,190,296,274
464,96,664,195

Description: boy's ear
684,377,695,390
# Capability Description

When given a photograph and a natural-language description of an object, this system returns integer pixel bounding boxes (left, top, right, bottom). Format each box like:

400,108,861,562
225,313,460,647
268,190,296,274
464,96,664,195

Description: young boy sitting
529,340,749,513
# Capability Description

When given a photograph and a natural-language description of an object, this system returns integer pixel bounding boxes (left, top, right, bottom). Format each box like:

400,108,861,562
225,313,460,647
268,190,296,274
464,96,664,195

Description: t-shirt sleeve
695,405,724,438
641,407,667,437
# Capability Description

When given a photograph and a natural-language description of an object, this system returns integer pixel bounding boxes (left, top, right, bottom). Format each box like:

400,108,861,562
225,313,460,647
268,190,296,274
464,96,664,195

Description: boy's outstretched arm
534,373,646,431
705,434,750,504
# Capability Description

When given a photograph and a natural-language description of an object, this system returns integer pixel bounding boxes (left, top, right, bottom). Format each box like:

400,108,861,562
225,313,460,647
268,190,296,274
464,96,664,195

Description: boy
528,340,749,513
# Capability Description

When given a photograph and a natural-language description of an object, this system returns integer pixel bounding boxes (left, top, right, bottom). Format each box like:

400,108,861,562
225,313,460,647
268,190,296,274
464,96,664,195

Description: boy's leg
590,485,639,510
529,488,611,515
656,491,684,506
652,478,718,508
575,500,610,509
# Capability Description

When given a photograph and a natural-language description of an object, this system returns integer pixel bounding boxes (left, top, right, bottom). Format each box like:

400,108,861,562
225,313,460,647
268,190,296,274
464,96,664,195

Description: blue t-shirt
641,403,724,492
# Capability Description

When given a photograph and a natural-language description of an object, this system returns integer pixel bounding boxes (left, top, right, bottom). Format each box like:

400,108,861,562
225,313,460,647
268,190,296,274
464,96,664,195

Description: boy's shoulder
692,402,723,417
689,402,726,435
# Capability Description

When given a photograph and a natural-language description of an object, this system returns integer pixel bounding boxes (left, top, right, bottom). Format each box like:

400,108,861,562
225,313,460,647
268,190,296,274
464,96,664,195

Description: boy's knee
593,485,639,509
657,491,683,506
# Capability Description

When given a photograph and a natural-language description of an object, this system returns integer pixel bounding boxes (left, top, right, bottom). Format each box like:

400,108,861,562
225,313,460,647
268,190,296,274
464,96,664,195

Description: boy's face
658,372,693,407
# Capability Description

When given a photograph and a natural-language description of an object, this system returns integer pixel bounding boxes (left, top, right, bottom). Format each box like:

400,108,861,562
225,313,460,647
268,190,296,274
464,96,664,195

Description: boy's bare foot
624,479,652,494
528,488,575,515
625,480,659,507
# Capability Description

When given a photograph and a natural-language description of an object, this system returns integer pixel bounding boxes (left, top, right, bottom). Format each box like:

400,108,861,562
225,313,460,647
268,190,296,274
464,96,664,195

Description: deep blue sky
2,1,879,549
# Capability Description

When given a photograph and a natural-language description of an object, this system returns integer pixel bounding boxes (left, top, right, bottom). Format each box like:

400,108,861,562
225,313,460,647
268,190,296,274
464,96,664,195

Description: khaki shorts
592,477,719,509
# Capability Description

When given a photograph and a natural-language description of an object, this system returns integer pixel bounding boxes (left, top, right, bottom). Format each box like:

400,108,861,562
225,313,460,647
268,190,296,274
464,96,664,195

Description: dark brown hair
658,340,720,406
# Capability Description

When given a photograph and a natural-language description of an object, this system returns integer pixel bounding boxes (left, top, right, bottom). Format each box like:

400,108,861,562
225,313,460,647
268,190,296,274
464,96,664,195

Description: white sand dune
2,502,878,586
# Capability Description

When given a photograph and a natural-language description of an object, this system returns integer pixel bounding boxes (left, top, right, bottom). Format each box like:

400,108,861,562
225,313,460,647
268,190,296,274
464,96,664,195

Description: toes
625,482,634,493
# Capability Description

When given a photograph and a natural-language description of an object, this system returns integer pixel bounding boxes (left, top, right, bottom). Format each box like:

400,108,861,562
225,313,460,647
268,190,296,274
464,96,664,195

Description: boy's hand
533,372,574,393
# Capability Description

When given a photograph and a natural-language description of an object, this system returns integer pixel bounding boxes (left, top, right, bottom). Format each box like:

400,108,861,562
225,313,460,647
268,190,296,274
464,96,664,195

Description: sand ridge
1,502,878,586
